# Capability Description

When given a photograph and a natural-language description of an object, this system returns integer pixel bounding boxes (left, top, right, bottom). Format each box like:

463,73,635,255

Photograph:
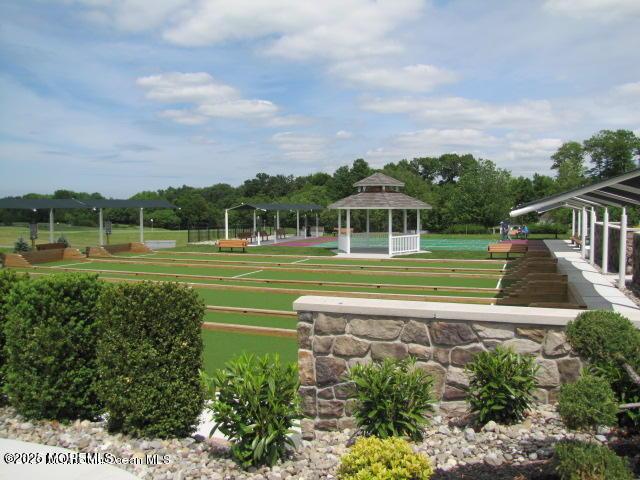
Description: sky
1,0,639,197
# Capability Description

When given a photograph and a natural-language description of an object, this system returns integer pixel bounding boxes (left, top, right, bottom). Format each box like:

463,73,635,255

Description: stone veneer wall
296,299,589,438
593,224,634,274
633,233,640,291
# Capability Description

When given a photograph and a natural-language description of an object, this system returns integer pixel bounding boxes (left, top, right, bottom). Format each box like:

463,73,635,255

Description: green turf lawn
202,329,297,375
0,224,188,249
204,311,296,329
46,259,500,288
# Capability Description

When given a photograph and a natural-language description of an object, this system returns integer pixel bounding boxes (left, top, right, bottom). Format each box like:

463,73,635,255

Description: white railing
391,234,420,255
338,234,350,253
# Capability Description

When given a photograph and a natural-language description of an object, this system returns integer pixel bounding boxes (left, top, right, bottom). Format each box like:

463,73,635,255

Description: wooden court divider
205,305,297,317
201,322,296,338
24,269,498,305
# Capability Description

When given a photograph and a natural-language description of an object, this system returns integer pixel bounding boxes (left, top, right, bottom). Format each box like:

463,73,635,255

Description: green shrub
558,374,619,431
97,281,205,438
0,270,27,404
527,223,568,235
204,353,299,468
444,223,488,234
13,237,30,253
465,346,538,425
337,436,433,480
3,273,103,420
346,357,435,441
56,236,69,247
554,440,633,480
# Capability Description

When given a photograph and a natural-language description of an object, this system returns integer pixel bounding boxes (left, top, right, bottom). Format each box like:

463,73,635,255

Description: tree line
2,129,638,232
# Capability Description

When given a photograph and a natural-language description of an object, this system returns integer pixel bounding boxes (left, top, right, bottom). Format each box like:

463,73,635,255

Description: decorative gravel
0,405,618,479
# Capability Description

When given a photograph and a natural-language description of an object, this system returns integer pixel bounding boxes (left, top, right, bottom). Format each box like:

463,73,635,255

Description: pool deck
545,239,640,321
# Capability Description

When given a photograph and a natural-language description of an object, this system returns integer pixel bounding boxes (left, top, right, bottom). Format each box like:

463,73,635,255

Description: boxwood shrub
97,281,205,438
554,440,633,480
465,346,538,425
3,273,103,420
0,270,27,404
557,374,619,431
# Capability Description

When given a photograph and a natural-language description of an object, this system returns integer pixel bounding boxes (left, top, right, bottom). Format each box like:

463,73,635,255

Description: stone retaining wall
633,233,640,291
593,224,634,274
295,297,591,438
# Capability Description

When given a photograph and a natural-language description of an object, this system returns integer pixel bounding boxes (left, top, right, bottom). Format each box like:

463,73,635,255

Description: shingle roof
328,192,432,210
227,203,323,211
353,172,405,188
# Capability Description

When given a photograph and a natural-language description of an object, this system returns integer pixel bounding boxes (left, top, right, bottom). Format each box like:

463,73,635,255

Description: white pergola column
139,208,144,243
304,214,308,238
581,207,587,259
589,207,596,265
315,213,319,237
602,207,609,274
388,209,393,257
49,208,54,243
275,210,280,243
296,210,300,237
571,209,575,238
253,210,257,235
99,208,104,246
403,209,407,234
576,211,581,242
618,207,628,290
346,209,351,254
224,209,229,239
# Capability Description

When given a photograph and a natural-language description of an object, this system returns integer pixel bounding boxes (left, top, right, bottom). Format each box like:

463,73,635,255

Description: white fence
390,234,420,255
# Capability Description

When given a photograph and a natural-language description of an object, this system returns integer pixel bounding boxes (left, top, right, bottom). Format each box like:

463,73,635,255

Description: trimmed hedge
3,273,103,420
554,440,633,480
558,374,619,431
0,270,27,404
97,281,205,438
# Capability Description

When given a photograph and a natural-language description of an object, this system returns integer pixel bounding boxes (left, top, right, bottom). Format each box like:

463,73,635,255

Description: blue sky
1,0,639,197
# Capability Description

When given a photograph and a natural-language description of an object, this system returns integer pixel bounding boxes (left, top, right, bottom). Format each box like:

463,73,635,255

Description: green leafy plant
337,436,433,480
0,270,27,405
465,346,538,425
203,353,299,468
558,374,619,431
97,281,205,438
3,273,103,420
56,236,69,247
346,357,435,441
554,440,633,480
13,237,30,253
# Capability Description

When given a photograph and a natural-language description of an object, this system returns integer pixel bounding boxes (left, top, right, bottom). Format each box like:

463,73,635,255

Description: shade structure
327,173,432,257
223,202,323,243
510,168,640,289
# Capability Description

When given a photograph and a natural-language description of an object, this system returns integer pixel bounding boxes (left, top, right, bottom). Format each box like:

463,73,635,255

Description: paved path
545,239,640,321
0,438,139,480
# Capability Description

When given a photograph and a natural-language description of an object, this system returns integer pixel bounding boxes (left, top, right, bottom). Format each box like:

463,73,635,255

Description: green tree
552,141,587,190
584,129,640,179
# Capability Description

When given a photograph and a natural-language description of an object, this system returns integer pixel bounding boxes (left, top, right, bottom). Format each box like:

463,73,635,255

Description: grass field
1,234,518,372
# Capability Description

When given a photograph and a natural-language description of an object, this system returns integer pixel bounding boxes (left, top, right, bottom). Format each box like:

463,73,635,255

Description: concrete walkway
0,438,139,480
545,239,640,321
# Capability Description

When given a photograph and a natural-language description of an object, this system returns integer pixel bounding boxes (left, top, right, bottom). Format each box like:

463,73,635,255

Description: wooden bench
276,228,287,239
238,231,253,242
487,243,528,258
218,239,248,252
571,236,582,247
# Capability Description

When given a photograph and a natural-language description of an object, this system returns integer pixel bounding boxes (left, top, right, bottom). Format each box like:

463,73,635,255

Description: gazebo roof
354,172,405,188
328,192,432,210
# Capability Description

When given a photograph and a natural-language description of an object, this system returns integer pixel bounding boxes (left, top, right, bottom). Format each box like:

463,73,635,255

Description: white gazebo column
366,209,370,247
49,208,54,243
337,210,342,250
416,208,421,236
224,209,229,239
346,209,351,254
99,208,104,246
275,210,280,244
139,208,144,243
571,209,575,238
618,207,628,290
602,207,609,274
403,209,407,234
589,207,596,265
296,210,300,237
315,213,319,237
304,214,308,238
388,209,393,257
581,207,587,259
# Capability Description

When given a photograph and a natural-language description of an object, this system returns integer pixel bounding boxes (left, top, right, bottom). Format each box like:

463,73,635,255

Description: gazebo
327,173,432,256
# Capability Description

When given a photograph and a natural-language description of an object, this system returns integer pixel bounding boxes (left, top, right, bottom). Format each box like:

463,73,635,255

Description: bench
571,236,582,247
487,243,528,258
218,239,248,252
276,229,287,239
333,227,354,236
237,231,253,241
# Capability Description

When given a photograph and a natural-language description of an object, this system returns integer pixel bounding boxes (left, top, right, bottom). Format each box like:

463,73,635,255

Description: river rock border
295,298,588,439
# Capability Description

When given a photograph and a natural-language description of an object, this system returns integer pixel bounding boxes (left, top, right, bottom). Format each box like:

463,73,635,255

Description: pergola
510,167,640,289
327,173,432,256
224,202,323,244
0,197,177,245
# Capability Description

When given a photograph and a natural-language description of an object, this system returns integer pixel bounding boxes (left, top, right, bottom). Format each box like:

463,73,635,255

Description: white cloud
505,137,563,160
334,63,457,92
271,131,329,162
138,72,300,125
544,0,640,21
362,96,557,130
336,130,353,139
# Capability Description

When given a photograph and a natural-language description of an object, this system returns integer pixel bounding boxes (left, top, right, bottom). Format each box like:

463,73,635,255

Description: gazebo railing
390,234,420,255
